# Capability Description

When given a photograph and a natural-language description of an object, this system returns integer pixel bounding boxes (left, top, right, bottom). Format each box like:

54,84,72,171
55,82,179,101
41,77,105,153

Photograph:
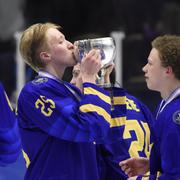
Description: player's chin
72,52,79,64
70,58,78,67
68,55,77,66
72,59,78,66
146,82,155,91
145,79,150,88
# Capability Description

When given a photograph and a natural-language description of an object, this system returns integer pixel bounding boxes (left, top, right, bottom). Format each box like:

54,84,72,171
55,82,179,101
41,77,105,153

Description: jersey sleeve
18,81,118,142
95,86,127,144
0,83,21,166
104,87,127,143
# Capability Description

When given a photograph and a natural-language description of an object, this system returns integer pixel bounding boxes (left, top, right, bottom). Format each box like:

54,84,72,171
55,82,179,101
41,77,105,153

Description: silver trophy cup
74,37,116,86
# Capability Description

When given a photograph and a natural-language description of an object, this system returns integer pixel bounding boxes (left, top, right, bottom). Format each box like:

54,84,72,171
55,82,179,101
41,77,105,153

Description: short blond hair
19,22,61,71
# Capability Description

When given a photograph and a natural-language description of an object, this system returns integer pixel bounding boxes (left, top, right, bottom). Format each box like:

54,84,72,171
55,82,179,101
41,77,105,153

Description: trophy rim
74,37,114,43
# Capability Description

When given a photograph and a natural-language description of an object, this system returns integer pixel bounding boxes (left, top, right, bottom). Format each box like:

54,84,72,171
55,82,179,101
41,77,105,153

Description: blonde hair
19,22,61,72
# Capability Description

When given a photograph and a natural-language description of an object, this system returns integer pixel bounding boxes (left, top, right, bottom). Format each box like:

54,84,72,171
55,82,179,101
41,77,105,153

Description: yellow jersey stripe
113,96,126,105
111,116,126,127
80,104,126,127
84,87,111,104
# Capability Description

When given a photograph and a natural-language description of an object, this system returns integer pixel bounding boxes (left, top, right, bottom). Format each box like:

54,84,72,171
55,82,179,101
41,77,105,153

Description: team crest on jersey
173,110,180,125
32,77,48,85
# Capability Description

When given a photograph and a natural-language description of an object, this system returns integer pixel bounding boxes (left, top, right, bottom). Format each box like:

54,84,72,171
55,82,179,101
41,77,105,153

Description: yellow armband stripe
80,104,126,127
84,87,111,105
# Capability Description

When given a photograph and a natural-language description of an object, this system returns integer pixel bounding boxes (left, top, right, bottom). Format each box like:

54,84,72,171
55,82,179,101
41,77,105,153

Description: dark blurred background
1,0,180,111
0,0,180,178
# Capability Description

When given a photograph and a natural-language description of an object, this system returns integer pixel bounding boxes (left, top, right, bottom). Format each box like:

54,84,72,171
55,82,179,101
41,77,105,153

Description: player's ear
40,51,51,63
165,66,173,75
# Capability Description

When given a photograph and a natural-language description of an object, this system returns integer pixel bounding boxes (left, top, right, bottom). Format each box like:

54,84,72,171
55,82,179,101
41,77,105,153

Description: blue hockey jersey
97,92,154,180
0,82,21,166
137,87,180,179
17,75,126,180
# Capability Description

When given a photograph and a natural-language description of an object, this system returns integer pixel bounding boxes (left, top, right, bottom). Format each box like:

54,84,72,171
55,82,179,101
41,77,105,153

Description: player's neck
43,65,64,80
161,82,180,100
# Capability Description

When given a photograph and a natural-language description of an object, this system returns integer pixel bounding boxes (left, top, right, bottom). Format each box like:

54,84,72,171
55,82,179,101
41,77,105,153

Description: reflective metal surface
74,37,116,68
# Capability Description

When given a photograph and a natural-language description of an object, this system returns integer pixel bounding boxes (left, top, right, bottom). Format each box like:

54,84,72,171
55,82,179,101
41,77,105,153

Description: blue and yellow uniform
97,92,154,180
148,88,180,180
17,73,126,180
136,87,180,179
0,83,21,166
